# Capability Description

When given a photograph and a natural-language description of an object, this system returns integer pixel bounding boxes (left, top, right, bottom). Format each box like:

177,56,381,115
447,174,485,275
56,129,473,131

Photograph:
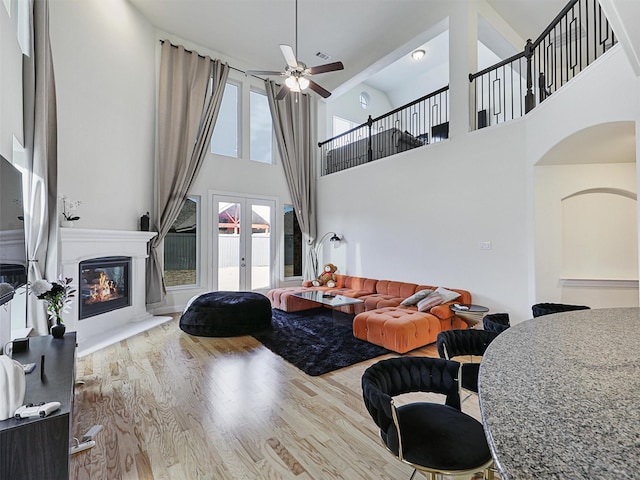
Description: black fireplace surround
79,256,131,319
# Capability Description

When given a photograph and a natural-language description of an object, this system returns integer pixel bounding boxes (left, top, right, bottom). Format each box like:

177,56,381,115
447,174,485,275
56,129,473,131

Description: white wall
317,120,531,321
49,0,156,231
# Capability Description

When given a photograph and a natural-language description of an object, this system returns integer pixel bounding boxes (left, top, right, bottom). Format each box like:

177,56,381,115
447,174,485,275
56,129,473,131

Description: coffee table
292,290,364,309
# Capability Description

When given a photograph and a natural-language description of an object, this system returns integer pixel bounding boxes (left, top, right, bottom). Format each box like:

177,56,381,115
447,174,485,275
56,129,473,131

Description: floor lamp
312,232,341,276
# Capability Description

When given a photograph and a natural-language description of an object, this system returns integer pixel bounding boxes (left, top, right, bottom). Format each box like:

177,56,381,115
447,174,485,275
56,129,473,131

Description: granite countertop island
479,307,640,480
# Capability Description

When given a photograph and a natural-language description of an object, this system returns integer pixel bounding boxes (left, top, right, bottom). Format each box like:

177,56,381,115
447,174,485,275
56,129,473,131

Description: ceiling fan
246,0,344,100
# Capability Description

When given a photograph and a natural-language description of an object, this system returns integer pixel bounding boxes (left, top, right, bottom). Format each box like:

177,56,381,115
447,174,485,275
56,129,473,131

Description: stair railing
470,0,617,131
318,86,449,176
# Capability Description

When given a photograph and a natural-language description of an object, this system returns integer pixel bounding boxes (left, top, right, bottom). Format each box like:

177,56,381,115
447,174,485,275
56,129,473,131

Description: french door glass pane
251,204,271,290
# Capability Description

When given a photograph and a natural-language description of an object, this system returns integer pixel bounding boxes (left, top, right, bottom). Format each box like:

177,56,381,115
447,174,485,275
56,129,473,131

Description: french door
212,193,275,291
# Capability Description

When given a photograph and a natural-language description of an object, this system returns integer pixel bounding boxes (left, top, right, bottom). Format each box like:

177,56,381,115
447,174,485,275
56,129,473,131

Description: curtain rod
159,40,265,80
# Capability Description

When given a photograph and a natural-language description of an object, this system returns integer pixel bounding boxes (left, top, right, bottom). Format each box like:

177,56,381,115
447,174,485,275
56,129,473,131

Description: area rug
252,307,390,376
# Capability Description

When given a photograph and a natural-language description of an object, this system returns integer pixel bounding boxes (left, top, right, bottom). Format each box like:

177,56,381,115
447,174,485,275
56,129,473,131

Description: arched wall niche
561,189,637,280
533,122,638,309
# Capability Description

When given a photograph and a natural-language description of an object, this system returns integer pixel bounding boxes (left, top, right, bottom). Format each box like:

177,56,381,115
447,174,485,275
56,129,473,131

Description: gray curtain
23,0,58,335
146,42,229,304
265,82,317,281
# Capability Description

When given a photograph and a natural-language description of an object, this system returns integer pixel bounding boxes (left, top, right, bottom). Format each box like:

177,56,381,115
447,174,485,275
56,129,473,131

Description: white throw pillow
433,286,461,304
417,293,444,312
400,289,434,306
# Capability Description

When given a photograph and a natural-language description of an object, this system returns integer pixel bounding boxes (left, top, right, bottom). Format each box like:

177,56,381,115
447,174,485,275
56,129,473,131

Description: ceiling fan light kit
245,0,344,99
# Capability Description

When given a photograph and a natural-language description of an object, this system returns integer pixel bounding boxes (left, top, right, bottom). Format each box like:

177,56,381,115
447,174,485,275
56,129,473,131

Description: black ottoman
180,291,272,337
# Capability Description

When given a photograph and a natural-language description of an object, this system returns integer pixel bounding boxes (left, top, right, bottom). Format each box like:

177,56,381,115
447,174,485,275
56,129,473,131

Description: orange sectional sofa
266,274,470,353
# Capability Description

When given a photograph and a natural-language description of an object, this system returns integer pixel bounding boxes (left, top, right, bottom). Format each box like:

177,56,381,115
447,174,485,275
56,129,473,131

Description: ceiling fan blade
275,84,290,100
307,79,331,98
246,70,284,76
307,61,344,75
280,44,298,69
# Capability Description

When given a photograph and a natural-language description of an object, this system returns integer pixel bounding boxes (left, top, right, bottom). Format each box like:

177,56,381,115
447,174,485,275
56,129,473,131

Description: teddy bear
312,263,338,288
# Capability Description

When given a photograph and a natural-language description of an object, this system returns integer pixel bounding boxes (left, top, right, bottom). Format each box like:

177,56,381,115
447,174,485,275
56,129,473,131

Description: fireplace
60,228,171,357
79,256,131,319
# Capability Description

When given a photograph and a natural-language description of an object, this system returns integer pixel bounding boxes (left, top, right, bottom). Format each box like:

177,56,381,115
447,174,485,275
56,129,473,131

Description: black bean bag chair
180,291,271,337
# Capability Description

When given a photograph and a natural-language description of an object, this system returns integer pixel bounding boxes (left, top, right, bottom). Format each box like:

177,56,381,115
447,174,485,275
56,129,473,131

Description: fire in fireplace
79,256,131,319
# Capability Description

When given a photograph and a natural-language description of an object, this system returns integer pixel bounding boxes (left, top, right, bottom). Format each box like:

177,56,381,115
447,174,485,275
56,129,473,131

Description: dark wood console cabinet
0,333,76,480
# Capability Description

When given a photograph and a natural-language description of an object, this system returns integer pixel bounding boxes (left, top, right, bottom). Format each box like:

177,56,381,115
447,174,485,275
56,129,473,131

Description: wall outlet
480,241,492,250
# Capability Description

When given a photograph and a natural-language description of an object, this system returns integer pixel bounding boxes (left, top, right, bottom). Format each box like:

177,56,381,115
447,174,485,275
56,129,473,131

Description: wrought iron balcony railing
469,0,617,130
318,86,449,176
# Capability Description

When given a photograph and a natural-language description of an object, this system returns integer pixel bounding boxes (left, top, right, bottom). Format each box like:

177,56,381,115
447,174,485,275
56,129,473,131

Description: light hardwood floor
70,314,486,480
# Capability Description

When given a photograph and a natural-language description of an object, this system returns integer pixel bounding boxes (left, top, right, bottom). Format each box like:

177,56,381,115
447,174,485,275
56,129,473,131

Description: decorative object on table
252,308,389,376
60,195,82,227
0,354,26,420
140,211,150,231
30,276,76,338
311,263,338,287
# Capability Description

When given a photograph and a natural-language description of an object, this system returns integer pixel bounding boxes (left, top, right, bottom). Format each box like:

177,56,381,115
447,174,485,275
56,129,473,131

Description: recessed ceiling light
412,49,426,61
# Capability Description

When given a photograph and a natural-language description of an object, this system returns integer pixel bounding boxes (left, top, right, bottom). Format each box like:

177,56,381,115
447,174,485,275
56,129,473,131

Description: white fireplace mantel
60,228,170,356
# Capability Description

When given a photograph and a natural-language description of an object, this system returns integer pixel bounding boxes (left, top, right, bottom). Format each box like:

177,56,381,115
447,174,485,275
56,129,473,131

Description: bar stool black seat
436,329,498,394
531,302,590,318
361,356,494,479
482,313,511,333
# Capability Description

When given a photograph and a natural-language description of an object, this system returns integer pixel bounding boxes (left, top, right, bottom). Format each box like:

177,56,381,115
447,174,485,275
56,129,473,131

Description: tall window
284,205,303,278
210,82,239,157
164,196,199,287
250,90,273,164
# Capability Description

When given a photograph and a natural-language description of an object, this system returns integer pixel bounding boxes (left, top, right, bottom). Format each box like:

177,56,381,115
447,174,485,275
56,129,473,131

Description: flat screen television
0,154,27,305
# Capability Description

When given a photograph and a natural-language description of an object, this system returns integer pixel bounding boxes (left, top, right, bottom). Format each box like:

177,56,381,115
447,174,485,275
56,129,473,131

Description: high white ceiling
127,0,567,99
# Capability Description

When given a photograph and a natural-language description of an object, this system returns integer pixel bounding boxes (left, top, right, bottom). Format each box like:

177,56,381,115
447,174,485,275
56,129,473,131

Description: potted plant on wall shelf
60,195,82,227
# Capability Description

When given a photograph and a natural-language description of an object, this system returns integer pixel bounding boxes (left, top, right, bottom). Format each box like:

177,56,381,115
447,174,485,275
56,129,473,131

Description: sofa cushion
417,293,445,312
343,275,377,293
353,307,443,354
401,289,434,306
434,286,461,303
376,280,418,298
362,294,404,311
